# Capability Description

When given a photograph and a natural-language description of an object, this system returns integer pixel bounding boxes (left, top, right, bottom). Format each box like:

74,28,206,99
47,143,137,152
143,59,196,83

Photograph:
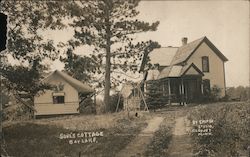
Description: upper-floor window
202,56,209,72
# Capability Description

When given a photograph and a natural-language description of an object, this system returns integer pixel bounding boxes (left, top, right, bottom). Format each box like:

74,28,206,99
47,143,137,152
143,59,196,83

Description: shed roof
44,70,94,94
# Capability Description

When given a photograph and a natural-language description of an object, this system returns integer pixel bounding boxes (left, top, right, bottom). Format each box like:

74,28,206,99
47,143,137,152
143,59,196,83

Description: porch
145,75,202,106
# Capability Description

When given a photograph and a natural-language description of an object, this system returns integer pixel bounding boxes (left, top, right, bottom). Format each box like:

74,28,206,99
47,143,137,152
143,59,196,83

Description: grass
187,102,250,157
2,112,149,157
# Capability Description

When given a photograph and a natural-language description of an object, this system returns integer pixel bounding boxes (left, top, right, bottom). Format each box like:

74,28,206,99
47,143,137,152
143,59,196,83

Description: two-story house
140,36,228,104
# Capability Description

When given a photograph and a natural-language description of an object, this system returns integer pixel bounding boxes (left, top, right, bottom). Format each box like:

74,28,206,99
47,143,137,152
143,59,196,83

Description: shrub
108,93,123,112
79,97,96,114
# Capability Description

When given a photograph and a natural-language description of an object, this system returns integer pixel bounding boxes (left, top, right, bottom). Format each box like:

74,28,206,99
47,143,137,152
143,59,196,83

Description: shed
34,70,94,116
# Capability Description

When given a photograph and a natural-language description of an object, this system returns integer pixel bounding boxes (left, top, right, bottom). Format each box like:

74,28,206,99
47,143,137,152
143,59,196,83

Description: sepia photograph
0,0,249,156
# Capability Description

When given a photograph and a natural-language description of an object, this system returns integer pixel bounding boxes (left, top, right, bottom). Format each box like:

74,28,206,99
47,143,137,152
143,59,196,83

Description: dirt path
167,116,193,157
116,116,164,157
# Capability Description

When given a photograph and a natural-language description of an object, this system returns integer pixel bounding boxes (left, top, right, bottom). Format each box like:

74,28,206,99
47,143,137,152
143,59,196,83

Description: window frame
202,56,210,72
52,92,65,104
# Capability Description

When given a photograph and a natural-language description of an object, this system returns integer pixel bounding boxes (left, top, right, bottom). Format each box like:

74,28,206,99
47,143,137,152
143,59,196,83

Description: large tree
1,0,161,112
0,1,68,112
61,0,160,111
0,0,69,114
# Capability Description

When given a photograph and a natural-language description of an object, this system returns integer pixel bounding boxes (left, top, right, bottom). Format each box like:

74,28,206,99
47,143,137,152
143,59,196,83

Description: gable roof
171,36,228,65
139,47,178,72
148,47,178,66
44,70,94,94
140,36,228,72
157,63,204,79
171,37,205,65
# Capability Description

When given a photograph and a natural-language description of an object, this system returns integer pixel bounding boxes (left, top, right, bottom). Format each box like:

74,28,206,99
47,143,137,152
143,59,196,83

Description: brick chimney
182,37,188,46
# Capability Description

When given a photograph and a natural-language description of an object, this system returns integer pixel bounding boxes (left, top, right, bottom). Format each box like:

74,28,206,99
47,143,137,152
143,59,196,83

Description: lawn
2,112,149,157
2,102,249,157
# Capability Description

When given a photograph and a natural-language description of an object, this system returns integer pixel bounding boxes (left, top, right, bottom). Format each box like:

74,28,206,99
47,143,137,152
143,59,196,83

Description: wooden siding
34,74,80,115
34,102,79,115
187,42,226,97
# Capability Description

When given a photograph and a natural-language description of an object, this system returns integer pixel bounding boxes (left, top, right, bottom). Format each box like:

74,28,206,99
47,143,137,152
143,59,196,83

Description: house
140,36,228,104
34,70,94,116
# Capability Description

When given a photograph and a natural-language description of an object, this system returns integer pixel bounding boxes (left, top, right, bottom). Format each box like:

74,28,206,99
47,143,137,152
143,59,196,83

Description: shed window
202,56,209,72
52,92,65,104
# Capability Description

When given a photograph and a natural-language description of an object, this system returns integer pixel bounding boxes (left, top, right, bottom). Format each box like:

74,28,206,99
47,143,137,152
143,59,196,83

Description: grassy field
2,102,249,157
2,112,150,157
188,102,250,157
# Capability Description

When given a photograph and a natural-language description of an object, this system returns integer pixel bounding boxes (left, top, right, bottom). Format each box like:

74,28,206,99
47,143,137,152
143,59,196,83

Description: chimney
182,37,188,46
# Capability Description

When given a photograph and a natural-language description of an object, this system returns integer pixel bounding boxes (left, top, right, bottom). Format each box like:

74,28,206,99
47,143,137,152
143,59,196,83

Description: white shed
34,70,94,116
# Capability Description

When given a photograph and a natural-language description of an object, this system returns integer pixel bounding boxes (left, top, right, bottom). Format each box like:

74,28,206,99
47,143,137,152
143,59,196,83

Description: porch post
168,78,171,105
181,78,186,106
180,78,183,105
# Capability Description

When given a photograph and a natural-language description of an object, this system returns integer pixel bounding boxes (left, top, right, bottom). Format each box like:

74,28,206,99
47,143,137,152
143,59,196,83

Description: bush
202,85,222,103
79,97,96,114
108,93,123,112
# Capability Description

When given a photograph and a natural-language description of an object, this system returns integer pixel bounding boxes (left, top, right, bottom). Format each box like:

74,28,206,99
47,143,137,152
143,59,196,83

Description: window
202,56,209,72
52,92,65,104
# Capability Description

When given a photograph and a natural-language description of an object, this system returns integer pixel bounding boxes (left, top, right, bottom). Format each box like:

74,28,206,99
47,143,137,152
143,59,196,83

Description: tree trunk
103,5,111,112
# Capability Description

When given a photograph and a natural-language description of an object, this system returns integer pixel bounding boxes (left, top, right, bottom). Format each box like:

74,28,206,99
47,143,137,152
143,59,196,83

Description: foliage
210,85,222,101
78,97,96,114
0,1,65,62
56,0,161,110
60,48,102,87
1,65,51,99
108,93,123,112
1,0,161,112
189,103,250,157
202,85,222,102
0,1,68,111
145,80,168,110
226,86,250,101
144,119,172,157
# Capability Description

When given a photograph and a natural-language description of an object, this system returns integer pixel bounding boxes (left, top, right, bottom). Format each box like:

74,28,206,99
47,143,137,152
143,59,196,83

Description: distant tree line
226,86,250,101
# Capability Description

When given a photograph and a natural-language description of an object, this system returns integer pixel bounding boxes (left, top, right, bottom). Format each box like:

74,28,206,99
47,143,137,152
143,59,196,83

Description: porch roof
157,63,204,79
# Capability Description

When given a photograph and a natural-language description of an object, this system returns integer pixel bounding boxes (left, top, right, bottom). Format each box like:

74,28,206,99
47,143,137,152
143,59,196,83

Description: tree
0,1,66,115
60,48,101,84
60,0,160,111
0,1,68,113
1,0,161,112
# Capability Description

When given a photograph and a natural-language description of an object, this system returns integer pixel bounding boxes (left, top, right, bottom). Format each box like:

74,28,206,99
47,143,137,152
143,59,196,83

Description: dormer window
202,56,209,72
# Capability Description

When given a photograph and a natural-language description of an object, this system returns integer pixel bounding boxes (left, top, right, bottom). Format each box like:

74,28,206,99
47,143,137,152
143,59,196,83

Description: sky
135,1,249,87
26,1,249,87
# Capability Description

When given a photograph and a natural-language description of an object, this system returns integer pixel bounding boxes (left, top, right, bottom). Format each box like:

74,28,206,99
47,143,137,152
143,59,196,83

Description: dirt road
167,116,193,157
117,116,164,157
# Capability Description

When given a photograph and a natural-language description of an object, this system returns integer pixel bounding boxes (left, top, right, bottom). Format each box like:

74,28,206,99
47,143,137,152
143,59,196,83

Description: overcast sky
44,1,249,87
136,1,249,87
